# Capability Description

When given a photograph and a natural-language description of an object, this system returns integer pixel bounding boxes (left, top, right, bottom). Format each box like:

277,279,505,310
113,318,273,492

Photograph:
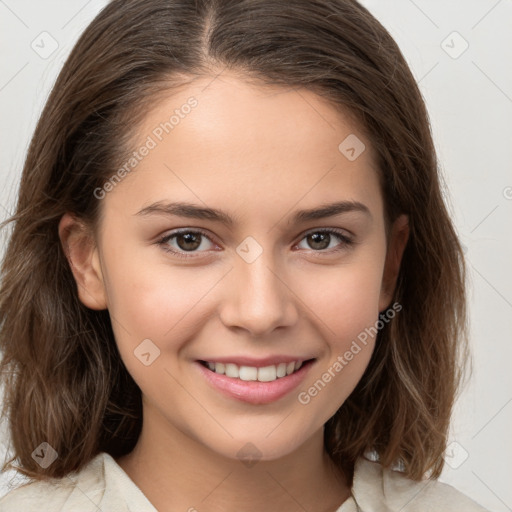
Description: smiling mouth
198,359,316,383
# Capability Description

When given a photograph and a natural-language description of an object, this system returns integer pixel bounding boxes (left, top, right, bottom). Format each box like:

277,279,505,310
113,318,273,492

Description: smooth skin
59,71,409,512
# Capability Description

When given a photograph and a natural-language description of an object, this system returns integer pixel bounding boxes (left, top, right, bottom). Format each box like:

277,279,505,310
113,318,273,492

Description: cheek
298,253,386,341
102,255,225,396
293,254,385,413
101,239,226,366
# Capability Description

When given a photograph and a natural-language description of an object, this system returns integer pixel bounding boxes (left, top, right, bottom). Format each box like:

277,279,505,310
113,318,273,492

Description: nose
218,250,299,337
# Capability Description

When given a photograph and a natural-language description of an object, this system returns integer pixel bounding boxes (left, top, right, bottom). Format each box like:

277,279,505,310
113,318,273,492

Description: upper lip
197,355,316,368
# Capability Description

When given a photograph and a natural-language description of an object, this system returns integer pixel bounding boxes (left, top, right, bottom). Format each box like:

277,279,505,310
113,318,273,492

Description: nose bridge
219,237,297,336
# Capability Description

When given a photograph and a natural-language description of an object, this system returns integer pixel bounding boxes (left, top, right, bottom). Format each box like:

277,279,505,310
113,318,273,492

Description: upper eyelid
159,226,353,249
161,227,217,244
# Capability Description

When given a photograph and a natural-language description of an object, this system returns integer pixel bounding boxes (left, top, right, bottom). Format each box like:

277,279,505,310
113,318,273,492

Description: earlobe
58,213,108,311
379,214,409,312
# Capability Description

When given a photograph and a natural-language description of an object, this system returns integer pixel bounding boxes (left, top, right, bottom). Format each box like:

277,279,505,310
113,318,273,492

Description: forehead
107,72,383,225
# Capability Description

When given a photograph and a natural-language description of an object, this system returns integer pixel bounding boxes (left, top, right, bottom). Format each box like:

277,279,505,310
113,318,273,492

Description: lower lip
195,360,315,405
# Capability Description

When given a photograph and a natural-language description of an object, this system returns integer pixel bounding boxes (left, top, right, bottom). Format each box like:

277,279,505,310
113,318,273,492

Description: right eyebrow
135,201,237,227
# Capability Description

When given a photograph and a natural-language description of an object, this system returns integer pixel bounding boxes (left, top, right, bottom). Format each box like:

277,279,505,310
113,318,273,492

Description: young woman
0,0,489,510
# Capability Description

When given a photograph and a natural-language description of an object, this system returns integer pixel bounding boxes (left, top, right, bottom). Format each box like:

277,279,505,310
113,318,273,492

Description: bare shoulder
352,457,490,512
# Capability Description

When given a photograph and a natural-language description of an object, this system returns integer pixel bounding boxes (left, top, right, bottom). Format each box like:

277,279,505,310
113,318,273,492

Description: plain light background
0,1,510,510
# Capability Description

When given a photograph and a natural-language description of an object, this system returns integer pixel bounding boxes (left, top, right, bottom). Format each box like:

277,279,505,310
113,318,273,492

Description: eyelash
156,228,354,260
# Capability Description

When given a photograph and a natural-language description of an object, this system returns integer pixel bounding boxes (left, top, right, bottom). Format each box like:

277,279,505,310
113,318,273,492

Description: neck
116,403,351,512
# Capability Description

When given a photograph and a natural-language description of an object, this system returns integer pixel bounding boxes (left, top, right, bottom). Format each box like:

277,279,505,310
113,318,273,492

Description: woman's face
63,72,408,461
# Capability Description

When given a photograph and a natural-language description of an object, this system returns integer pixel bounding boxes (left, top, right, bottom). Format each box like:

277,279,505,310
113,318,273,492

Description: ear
58,213,108,310
378,214,409,312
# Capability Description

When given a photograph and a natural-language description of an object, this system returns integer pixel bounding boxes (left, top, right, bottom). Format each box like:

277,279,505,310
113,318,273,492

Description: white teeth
258,365,277,382
204,360,306,382
276,363,287,378
239,366,258,381
224,363,239,378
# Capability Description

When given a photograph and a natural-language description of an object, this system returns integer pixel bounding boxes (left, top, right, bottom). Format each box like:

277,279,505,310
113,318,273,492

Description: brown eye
157,229,216,258
175,232,202,251
296,229,353,253
306,232,331,250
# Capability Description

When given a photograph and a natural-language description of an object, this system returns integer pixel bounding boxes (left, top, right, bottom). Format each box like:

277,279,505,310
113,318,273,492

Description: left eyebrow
134,199,371,226
289,200,372,224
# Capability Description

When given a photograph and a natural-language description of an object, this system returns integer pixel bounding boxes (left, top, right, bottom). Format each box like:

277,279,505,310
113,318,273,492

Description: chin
200,428,310,464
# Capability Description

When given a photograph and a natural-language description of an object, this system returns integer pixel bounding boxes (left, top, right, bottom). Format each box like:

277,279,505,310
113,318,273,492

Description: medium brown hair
0,0,468,483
